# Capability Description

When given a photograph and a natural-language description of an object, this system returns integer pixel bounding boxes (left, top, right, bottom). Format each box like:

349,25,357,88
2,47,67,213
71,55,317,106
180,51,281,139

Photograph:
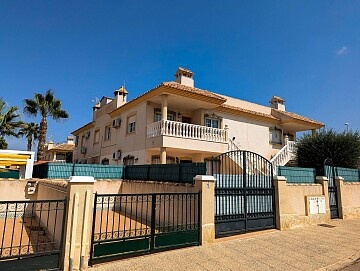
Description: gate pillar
273,176,287,230
194,175,215,244
335,176,344,219
62,176,96,271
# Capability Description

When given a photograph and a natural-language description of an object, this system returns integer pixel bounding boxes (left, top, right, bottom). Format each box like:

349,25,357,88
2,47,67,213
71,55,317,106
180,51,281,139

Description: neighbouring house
71,67,324,167
43,136,75,163
0,150,35,179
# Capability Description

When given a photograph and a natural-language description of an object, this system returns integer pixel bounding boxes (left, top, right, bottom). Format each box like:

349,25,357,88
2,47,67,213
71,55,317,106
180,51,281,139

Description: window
269,127,282,144
205,117,219,128
128,122,136,133
127,114,136,133
104,125,111,140
94,130,100,144
151,155,176,164
123,155,135,166
154,109,175,122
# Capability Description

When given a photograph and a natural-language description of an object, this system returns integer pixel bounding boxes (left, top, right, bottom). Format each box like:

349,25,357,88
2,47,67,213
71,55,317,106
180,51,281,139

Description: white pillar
161,94,168,121
160,147,167,164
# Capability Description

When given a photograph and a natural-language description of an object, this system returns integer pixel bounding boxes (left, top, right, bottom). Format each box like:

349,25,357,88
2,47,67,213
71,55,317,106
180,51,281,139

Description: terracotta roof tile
49,144,74,152
273,109,324,126
220,104,280,121
162,82,226,101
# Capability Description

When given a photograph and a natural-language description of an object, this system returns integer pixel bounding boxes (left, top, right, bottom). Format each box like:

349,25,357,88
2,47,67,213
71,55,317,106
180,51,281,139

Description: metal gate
211,150,275,237
0,199,67,271
324,159,339,219
89,192,200,264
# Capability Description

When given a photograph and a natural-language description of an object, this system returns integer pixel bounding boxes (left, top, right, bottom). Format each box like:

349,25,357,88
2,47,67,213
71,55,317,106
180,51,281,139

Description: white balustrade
270,140,296,174
146,120,227,143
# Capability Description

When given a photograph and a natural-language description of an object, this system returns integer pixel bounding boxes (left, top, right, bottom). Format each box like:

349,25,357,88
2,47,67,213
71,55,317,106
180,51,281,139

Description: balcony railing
147,120,227,143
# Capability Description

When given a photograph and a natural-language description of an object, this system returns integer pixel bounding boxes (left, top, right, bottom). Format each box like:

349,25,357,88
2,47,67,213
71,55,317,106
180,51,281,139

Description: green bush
296,129,360,175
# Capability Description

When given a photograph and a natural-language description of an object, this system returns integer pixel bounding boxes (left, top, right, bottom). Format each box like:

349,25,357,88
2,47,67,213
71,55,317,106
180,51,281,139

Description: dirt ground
93,210,151,240
0,217,55,257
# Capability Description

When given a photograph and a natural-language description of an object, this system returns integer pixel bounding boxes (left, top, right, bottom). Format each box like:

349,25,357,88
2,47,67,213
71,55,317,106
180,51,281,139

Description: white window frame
205,117,220,128
104,125,111,141
269,127,282,144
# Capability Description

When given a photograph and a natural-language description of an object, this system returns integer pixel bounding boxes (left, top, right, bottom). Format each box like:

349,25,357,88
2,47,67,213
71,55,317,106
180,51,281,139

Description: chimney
174,67,194,87
92,103,100,121
114,86,128,108
67,136,74,145
269,96,286,111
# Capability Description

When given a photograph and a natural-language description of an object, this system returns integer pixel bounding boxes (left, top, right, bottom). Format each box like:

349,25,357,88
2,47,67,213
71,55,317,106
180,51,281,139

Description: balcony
147,120,227,143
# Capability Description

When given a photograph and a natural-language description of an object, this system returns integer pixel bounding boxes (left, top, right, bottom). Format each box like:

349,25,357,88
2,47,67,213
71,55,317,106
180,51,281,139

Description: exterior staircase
227,137,296,175
270,139,296,175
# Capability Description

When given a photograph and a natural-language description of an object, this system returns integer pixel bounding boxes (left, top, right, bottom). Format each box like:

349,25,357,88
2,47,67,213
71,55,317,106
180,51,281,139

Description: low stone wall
337,178,360,219
94,179,123,194
0,179,36,201
274,176,330,230
36,179,67,200
120,179,197,194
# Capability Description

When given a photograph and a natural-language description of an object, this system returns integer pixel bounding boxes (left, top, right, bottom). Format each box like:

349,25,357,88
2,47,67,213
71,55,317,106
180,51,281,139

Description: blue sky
1,1,359,150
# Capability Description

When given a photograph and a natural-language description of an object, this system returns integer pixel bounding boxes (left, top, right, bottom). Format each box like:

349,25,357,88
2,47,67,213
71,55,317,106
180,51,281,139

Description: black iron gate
211,150,275,237
324,159,339,219
0,199,67,271
89,192,200,264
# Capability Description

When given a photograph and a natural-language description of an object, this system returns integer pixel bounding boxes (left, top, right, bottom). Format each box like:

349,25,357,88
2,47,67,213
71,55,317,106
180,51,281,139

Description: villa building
71,68,324,166
43,136,75,163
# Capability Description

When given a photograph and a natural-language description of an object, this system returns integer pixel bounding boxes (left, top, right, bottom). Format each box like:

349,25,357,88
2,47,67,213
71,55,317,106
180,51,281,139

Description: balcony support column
161,94,168,121
160,147,167,164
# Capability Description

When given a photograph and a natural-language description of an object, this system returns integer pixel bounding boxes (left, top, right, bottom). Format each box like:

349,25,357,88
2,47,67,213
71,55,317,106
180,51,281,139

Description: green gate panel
93,237,151,258
154,230,199,249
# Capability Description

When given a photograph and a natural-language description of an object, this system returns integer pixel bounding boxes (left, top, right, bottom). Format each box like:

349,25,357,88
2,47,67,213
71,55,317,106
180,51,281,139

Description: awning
0,153,31,166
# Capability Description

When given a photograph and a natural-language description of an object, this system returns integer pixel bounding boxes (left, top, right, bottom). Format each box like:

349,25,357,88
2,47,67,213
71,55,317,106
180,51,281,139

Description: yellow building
72,67,323,167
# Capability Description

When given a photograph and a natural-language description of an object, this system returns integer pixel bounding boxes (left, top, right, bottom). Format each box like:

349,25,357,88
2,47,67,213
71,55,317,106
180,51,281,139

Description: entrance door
212,150,275,237
324,159,339,218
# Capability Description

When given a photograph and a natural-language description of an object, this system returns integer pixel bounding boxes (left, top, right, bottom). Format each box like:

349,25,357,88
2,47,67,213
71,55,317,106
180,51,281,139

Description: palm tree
0,136,8,149
0,98,24,149
24,90,69,161
19,122,40,151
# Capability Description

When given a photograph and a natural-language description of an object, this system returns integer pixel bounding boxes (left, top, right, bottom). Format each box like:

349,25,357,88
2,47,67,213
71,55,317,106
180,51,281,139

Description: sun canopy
0,153,31,166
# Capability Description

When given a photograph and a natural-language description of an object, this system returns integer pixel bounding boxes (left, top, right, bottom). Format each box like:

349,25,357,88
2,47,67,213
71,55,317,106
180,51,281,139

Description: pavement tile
88,218,360,271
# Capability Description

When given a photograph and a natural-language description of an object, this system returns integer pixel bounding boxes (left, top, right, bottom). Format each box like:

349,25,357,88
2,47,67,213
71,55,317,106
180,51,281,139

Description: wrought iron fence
90,192,200,263
0,199,66,269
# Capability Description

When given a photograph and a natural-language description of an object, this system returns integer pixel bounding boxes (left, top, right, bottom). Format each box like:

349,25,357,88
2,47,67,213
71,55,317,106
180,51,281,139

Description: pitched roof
272,109,324,126
162,82,226,101
48,143,74,152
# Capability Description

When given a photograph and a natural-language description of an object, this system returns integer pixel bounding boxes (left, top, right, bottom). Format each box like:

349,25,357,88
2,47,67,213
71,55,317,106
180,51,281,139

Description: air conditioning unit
84,131,90,139
112,118,121,128
80,147,87,154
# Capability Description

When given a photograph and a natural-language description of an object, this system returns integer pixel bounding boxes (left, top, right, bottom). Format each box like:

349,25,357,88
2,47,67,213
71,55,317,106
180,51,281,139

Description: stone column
273,176,287,230
160,95,168,164
161,94,168,121
160,147,167,164
62,176,96,271
335,176,344,219
194,175,215,244
316,176,330,219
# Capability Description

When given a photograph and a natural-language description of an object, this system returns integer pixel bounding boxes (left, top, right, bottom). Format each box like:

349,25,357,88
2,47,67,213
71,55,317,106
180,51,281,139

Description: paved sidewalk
89,218,360,271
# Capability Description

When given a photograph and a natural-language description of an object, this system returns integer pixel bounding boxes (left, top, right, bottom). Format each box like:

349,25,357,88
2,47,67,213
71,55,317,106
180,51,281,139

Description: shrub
296,129,360,175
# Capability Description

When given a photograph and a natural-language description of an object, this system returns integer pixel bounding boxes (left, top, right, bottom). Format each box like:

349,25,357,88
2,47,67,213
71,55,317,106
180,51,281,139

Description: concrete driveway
89,218,360,271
